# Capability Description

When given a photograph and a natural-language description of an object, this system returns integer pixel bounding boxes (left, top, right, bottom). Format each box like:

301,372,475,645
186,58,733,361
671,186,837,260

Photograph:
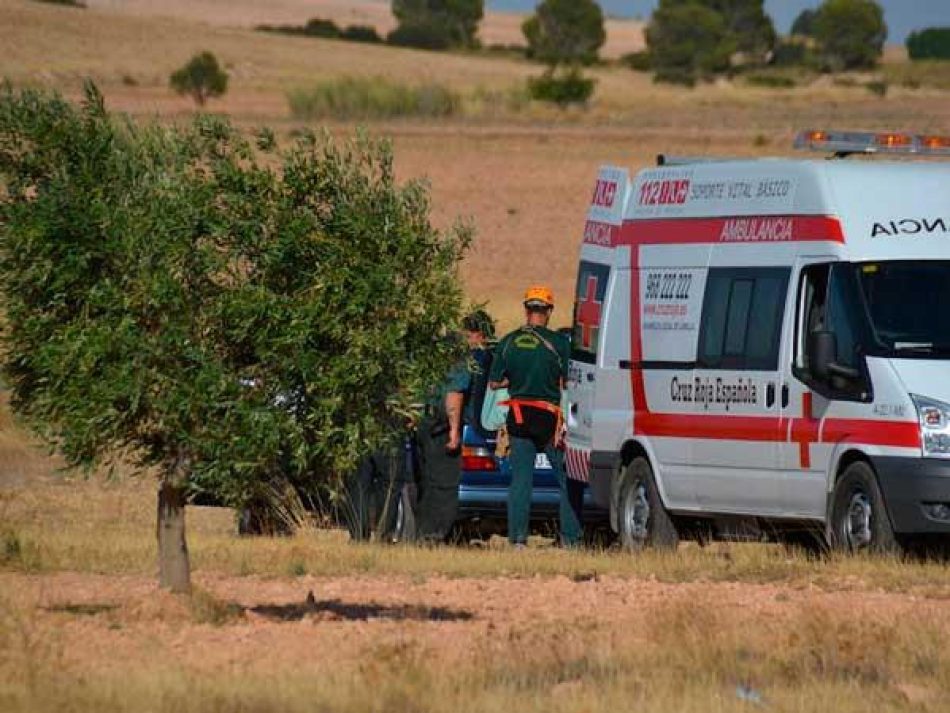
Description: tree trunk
157,463,191,594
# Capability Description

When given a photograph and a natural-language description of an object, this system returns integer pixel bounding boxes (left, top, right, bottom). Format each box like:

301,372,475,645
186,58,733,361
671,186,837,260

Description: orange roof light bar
794,129,950,156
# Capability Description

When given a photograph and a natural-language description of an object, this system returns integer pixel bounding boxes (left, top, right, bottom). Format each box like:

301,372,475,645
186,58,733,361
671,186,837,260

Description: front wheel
829,461,900,555
617,457,678,551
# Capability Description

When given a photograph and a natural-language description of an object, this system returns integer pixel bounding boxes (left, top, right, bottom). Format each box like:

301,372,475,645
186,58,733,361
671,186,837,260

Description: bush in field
341,25,382,43
527,67,596,106
0,82,471,594
522,0,605,67
647,1,735,85
907,27,950,61
287,77,459,120
169,51,228,106
390,0,483,49
812,0,886,70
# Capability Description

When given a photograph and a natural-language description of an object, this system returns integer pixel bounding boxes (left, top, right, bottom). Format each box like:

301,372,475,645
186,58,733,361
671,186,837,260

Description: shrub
771,39,809,67
865,79,888,96
813,0,886,70
907,27,950,61
387,20,452,50
30,0,85,6
522,0,605,67
169,51,228,107
287,77,459,119
341,25,382,43
745,72,797,88
620,50,652,72
303,17,342,38
526,67,596,107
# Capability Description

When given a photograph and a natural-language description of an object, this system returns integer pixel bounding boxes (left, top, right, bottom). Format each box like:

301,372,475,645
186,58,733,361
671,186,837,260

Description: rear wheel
830,461,899,555
617,457,678,551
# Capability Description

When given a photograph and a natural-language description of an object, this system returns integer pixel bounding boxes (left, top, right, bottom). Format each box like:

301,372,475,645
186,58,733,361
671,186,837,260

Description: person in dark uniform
415,311,495,542
489,286,581,548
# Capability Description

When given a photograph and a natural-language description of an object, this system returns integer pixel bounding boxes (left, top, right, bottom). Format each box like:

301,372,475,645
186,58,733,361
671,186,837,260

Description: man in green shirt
489,285,580,547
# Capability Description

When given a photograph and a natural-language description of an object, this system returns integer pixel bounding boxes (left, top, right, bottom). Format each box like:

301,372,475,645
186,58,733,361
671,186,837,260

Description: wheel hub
624,481,650,542
843,490,873,550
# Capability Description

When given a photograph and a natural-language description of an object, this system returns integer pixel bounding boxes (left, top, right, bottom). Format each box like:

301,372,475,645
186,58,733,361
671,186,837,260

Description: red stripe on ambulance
625,214,918,460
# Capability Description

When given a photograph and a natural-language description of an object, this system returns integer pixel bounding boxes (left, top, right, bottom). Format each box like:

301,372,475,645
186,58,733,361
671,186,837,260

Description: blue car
454,423,608,536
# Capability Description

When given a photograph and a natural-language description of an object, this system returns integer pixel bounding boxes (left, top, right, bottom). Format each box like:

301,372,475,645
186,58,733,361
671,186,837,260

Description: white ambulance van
565,130,950,553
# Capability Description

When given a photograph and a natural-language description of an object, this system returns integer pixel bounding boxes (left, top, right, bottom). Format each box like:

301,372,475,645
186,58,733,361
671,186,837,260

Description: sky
487,1,950,43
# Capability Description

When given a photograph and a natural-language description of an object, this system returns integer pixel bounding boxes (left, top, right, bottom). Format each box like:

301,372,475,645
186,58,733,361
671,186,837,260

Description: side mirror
808,330,837,381
808,330,861,383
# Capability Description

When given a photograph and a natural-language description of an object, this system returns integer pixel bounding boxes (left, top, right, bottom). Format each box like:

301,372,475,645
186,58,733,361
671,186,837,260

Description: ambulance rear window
572,261,610,364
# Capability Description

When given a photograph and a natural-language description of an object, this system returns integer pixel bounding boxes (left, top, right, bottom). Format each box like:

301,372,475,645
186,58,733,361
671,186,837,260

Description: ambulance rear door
566,166,629,485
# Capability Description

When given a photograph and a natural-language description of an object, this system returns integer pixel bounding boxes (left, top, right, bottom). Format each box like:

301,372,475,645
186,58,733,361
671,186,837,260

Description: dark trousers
506,408,582,546
415,416,461,542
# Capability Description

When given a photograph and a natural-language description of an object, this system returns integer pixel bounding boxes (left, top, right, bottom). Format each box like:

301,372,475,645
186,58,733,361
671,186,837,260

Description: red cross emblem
576,275,602,350
790,392,821,469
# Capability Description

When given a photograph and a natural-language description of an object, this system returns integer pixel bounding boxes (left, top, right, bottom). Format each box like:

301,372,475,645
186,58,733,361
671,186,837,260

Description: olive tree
813,0,887,70
0,83,470,593
390,0,483,48
646,1,736,85
170,51,229,107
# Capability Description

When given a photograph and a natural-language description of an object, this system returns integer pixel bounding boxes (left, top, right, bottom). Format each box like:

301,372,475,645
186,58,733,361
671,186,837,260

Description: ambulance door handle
781,384,789,408
766,383,776,408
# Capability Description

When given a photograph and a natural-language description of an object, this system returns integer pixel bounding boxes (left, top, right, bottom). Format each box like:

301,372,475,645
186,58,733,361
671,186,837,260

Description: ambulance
564,130,950,553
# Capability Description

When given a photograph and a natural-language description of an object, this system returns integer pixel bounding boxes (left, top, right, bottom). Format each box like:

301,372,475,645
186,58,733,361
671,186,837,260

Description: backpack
468,346,496,438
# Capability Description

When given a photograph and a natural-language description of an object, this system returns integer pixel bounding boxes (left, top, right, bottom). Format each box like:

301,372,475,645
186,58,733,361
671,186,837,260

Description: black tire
390,485,417,543
829,461,900,555
617,457,678,551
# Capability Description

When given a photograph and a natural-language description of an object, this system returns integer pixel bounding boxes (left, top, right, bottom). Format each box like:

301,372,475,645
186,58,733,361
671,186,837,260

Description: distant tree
169,51,228,107
646,1,736,85
907,27,950,61
521,0,606,67
0,82,470,594
390,0,483,48
813,0,886,70
527,67,596,106
791,8,818,36
705,0,776,62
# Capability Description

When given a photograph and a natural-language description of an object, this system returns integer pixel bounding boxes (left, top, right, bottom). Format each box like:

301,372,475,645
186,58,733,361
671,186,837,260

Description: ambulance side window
572,261,610,364
698,267,789,370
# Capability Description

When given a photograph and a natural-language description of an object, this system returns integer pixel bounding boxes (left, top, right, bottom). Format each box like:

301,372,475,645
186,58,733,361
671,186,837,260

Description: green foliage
526,67,596,106
169,51,228,107
744,71,796,88
341,25,382,43
387,20,453,50
791,8,817,36
812,0,887,70
30,0,85,7
704,0,776,62
391,0,484,49
521,0,606,67
771,39,811,67
865,79,888,96
287,77,459,120
257,19,381,44
301,18,341,37
646,1,736,85
0,82,471,508
620,51,652,72
907,27,950,61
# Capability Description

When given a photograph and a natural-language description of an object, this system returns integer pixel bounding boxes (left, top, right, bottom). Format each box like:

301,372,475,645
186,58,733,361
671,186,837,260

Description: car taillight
462,445,497,471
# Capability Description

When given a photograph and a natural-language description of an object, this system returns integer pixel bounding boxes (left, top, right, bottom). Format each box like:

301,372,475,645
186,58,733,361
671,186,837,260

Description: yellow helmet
523,285,554,308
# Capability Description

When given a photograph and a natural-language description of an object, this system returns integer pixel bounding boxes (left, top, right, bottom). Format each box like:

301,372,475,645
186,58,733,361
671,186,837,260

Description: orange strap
500,399,562,426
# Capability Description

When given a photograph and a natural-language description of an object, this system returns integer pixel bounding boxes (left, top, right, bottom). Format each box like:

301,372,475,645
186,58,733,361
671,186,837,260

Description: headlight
911,394,950,458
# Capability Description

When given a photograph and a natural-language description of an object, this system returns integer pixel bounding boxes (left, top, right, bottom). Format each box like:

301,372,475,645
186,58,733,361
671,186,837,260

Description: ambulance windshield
857,261,950,357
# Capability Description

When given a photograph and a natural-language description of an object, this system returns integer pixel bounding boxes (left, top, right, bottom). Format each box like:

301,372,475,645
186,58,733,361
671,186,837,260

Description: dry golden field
5,2,950,710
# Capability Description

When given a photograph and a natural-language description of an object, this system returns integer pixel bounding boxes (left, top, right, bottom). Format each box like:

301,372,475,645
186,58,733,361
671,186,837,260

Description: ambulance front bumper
871,456,950,534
